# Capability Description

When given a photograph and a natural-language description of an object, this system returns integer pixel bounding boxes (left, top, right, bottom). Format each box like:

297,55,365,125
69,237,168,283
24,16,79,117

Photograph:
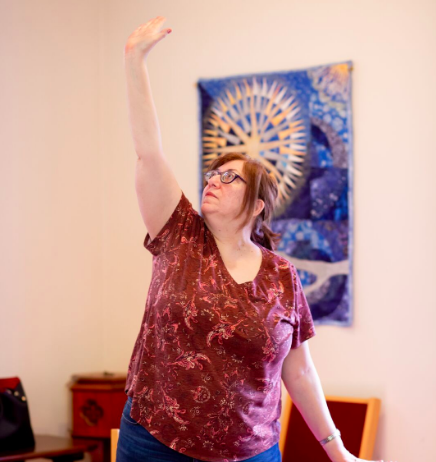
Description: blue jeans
116,396,282,462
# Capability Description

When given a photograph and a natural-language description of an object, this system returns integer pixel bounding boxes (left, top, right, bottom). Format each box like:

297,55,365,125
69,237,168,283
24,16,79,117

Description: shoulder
261,246,294,271
172,192,203,227
259,247,298,288
179,192,200,215
144,191,204,256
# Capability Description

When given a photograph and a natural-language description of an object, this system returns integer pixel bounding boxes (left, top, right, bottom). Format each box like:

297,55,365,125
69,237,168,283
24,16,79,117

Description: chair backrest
111,429,119,462
279,382,381,461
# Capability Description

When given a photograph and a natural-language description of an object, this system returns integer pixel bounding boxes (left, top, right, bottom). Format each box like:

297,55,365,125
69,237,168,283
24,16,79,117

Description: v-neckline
207,228,265,287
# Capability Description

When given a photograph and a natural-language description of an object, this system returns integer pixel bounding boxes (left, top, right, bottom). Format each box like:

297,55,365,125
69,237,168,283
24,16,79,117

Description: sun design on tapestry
201,78,308,214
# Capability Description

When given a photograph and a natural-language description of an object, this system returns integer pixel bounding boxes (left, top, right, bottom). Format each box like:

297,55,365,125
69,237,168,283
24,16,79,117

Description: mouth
205,192,217,198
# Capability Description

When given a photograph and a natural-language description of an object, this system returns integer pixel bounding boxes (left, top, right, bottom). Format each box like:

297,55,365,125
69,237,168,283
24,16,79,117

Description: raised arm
124,16,182,241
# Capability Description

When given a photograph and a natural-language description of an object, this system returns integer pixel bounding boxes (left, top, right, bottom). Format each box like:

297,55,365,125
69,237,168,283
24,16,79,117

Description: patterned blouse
125,192,315,461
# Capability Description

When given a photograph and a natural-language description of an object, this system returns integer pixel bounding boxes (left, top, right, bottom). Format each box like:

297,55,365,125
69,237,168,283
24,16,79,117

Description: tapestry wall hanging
198,61,353,326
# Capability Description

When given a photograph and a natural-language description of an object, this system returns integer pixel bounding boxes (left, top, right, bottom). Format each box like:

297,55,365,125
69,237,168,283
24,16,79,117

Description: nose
203,175,220,197
206,173,221,187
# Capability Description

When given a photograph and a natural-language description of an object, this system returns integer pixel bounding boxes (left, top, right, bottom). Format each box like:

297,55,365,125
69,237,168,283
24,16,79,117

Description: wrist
124,43,148,62
322,438,350,462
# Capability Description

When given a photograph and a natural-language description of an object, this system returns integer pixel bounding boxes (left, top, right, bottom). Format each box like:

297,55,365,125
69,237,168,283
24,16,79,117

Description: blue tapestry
198,62,353,326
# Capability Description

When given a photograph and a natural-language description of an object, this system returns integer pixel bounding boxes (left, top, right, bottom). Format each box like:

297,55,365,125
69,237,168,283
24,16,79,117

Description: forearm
283,360,349,462
124,49,163,160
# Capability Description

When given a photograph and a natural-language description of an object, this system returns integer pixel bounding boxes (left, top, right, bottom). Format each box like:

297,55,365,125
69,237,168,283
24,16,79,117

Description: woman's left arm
281,341,376,462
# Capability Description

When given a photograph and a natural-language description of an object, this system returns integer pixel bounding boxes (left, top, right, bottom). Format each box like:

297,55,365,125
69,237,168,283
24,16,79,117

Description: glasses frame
204,169,247,185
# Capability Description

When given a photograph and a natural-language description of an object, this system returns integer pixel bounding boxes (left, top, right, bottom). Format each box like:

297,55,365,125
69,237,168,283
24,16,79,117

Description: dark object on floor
0,377,35,452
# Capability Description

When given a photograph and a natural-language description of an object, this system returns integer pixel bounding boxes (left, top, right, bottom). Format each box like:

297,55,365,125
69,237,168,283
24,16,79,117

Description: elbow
281,341,317,393
283,363,313,384
282,367,311,404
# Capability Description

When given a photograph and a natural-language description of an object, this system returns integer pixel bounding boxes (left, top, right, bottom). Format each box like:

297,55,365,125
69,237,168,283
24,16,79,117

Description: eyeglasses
204,169,247,184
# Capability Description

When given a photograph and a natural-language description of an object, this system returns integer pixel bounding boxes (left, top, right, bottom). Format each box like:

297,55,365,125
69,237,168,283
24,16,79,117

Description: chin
200,202,215,215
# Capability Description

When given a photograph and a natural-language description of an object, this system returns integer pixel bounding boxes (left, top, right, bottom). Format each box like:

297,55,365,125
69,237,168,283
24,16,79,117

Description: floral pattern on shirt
125,192,315,462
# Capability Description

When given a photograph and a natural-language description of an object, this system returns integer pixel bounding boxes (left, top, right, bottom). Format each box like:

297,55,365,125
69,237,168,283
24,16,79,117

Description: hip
116,396,281,462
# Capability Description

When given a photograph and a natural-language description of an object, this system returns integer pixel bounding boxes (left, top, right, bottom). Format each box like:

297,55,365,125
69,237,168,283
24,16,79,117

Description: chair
278,382,381,461
111,429,119,462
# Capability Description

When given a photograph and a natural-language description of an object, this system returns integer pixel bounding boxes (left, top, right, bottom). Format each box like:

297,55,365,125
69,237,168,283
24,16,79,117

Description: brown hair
205,153,281,251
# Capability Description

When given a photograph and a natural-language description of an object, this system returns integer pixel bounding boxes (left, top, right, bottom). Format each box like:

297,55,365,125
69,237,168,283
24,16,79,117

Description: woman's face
201,159,248,224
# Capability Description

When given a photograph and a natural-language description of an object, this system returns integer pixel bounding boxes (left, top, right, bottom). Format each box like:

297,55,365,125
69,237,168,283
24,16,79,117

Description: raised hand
125,16,171,57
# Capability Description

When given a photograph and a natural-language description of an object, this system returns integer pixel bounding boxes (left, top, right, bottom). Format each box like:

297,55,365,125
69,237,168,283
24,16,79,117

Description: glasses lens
221,171,236,183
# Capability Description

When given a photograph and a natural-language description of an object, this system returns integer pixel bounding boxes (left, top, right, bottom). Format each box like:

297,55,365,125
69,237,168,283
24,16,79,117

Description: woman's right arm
124,16,182,241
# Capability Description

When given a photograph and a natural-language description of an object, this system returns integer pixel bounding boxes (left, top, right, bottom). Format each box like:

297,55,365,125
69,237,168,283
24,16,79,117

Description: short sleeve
143,192,201,257
290,264,316,349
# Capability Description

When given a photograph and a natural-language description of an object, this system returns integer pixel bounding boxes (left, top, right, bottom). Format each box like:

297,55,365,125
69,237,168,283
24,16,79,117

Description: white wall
1,0,435,460
0,0,106,435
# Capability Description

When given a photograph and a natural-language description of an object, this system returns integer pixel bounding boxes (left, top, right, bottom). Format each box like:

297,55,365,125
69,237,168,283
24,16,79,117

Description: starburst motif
202,77,308,213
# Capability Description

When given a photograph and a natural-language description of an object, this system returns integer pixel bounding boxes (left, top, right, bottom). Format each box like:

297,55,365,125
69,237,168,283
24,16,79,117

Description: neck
204,215,256,254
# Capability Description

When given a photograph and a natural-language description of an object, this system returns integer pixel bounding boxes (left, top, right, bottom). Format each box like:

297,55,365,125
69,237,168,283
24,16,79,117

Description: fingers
151,16,171,39
156,28,171,43
134,16,167,35
145,15,166,27
148,15,167,31
127,15,171,52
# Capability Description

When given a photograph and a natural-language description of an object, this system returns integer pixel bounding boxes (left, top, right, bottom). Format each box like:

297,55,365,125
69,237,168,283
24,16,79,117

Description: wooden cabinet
70,372,126,462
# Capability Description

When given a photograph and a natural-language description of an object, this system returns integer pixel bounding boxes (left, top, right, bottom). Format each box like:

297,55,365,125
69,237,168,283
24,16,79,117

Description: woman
118,16,388,462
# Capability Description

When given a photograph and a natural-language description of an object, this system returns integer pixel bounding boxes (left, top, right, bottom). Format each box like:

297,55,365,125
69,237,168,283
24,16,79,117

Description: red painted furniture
70,372,126,462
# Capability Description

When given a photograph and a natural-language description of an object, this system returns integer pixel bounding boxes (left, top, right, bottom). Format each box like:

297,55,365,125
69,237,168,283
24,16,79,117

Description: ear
253,199,265,218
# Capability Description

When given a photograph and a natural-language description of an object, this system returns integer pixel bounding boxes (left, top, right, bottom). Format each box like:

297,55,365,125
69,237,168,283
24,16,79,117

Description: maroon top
125,192,315,461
